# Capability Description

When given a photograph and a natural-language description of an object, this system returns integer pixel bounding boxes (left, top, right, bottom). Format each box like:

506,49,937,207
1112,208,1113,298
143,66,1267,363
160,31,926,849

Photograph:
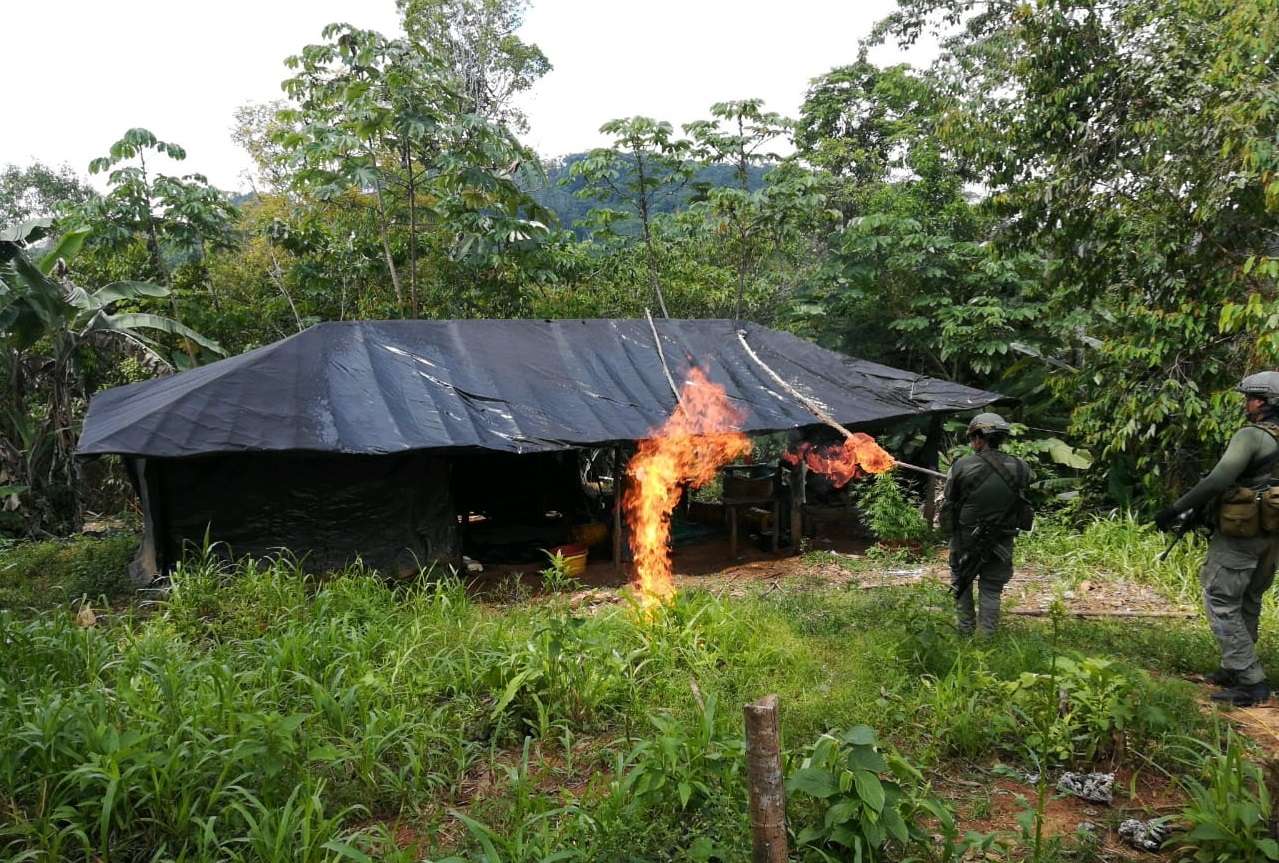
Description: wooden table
722,495,780,558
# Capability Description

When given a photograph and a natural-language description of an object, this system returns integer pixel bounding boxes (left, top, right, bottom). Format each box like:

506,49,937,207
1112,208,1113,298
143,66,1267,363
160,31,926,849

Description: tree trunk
642,221,670,319
744,694,788,863
735,225,748,321
734,130,749,320
404,141,419,318
633,154,670,318
368,148,405,314
140,151,196,365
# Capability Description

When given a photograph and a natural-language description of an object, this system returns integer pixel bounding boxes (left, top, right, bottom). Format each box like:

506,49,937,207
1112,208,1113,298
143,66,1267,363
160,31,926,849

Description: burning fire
624,368,751,610
784,433,895,488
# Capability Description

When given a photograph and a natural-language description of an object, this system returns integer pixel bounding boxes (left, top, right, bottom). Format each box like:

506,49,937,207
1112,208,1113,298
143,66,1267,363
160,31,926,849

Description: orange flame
783,433,895,488
624,368,751,610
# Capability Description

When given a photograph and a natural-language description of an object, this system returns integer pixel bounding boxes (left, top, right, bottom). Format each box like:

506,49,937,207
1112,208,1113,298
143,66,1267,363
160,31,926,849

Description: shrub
623,692,744,811
859,474,930,543
1006,653,1158,765
488,611,637,736
786,725,996,862
0,532,136,609
1173,731,1279,863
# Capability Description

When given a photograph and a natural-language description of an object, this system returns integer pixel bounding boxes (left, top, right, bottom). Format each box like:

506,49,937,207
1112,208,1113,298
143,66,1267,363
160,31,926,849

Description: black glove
1154,506,1181,533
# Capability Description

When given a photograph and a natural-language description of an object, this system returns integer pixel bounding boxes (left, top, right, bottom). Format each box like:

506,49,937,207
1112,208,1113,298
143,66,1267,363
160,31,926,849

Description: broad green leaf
90,281,171,308
842,725,877,746
1185,823,1231,841
37,228,90,275
787,767,840,798
824,799,859,827
91,312,226,355
1045,437,1093,470
846,745,887,773
853,770,885,813
0,218,53,244
881,806,909,843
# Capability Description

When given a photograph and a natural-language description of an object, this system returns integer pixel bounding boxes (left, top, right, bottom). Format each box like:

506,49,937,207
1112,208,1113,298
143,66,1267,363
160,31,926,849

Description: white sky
1,0,933,193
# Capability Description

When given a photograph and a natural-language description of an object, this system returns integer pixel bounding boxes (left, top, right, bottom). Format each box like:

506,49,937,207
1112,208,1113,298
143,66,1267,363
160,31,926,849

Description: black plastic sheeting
130,452,457,578
78,319,1002,458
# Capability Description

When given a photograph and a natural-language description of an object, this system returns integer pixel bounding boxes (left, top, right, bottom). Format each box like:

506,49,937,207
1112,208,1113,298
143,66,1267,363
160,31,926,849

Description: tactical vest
1218,423,1279,537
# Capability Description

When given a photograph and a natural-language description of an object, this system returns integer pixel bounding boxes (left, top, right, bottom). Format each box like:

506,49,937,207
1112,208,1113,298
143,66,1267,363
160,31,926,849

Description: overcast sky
2,1,933,192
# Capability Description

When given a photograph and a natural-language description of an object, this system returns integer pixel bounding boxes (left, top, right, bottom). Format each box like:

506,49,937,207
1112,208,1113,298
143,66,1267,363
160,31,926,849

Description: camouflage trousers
950,534,1015,636
1200,533,1279,685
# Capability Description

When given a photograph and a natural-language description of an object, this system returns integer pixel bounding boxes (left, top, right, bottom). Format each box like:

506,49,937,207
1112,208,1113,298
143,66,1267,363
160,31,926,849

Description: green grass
0,531,137,610
0,541,1247,862
1020,511,1205,601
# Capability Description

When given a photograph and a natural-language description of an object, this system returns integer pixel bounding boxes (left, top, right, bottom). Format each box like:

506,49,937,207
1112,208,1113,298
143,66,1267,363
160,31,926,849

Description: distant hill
528,152,771,236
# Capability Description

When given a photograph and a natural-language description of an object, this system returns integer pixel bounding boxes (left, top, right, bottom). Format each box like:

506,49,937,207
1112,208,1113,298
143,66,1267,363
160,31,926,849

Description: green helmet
1237,371,1279,406
967,412,1011,436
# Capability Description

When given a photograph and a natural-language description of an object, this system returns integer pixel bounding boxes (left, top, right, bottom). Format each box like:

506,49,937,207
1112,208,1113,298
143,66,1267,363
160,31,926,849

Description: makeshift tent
78,319,1002,579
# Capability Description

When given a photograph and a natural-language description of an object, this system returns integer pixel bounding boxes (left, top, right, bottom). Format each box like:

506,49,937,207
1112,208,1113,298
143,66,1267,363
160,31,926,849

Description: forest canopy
2,0,1277,535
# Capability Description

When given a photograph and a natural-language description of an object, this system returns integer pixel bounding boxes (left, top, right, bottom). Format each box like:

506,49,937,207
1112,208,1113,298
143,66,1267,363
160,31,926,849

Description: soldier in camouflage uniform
1154,372,1279,707
941,413,1033,636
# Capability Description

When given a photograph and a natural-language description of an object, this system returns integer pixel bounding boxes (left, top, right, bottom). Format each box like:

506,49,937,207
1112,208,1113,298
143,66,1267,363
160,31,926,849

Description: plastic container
549,543,589,577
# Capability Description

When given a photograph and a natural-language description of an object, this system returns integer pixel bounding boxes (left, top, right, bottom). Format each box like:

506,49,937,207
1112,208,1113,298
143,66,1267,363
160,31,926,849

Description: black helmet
1237,372,1279,406
967,412,1011,436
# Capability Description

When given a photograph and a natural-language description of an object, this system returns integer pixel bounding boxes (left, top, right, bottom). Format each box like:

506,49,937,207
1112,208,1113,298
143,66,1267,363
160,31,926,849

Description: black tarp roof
77,319,1003,458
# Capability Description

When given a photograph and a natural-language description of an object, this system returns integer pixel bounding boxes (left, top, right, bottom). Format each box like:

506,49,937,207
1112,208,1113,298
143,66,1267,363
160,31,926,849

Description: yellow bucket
551,543,589,577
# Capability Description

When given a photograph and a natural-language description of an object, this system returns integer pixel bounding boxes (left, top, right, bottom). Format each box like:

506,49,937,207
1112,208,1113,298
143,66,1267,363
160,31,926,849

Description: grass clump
0,531,136,610
1020,511,1203,601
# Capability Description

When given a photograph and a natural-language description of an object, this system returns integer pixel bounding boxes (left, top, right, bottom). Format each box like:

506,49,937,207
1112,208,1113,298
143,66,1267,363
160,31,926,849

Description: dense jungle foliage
2,0,1277,536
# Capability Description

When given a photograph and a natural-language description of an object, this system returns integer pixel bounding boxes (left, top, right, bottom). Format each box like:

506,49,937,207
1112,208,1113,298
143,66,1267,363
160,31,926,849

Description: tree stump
744,694,788,863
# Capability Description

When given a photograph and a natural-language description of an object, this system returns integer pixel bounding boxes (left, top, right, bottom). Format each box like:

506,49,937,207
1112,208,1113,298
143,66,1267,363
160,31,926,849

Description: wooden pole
736,330,946,481
788,462,806,555
744,694,787,863
613,446,624,571
922,415,943,528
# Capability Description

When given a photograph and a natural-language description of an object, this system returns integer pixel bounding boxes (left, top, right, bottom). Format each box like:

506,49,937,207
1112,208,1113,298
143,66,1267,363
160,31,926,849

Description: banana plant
1,217,224,535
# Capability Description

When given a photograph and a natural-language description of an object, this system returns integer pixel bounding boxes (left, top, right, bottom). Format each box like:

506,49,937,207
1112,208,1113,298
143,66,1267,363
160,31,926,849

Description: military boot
1205,667,1237,687
1210,682,1271,707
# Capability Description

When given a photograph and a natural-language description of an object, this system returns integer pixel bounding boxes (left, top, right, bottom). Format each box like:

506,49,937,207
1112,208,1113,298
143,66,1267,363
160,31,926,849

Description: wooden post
921,415,943,528
770,499,780,553
744,694,787,863
613,446,624,571
788,462,806,555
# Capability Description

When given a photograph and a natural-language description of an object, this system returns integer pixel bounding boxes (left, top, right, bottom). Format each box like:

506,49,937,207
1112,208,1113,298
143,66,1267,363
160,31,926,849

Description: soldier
941,413,1033,636
1154,372,1279,707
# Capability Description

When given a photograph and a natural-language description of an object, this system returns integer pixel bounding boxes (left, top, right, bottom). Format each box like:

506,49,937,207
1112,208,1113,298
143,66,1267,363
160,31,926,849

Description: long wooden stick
646,308,682,407
735,329,947,481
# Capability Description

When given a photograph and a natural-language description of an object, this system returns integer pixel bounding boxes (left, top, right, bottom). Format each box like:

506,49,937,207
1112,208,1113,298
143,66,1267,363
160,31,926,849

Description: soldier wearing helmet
940,412,1033,636
1154,372,1279,706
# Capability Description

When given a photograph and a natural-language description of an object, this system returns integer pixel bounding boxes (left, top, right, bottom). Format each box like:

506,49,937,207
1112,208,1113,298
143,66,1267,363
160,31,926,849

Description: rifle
1157,509,1200,562
950,521,1005,596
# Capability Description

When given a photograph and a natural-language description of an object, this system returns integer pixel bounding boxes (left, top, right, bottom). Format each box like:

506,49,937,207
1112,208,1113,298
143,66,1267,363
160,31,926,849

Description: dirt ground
473,534,1198,624
942,765,1186,861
